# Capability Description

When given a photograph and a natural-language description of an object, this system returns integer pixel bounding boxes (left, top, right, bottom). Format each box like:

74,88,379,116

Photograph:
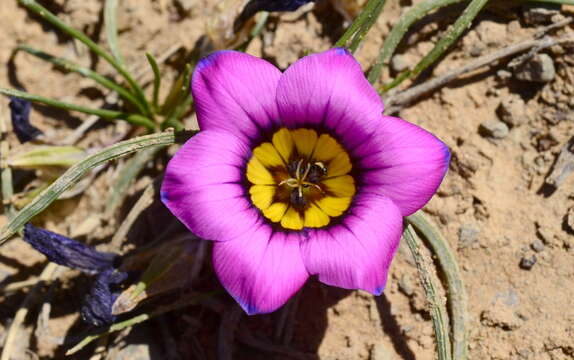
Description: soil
1,0,574,359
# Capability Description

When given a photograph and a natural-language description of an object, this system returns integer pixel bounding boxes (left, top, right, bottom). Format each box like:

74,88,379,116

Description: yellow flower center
246,128,356,230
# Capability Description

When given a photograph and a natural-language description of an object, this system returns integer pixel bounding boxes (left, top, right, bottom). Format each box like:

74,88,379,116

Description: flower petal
301,193,402,294
192,51,281,143
213,225,309,314
354,116,451,216
161,130,260,242
276,48,383,150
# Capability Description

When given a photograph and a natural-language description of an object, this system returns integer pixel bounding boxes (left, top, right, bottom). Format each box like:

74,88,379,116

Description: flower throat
245,128,356,230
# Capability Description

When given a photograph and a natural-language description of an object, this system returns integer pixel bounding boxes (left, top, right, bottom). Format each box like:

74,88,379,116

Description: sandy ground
1,0,574,359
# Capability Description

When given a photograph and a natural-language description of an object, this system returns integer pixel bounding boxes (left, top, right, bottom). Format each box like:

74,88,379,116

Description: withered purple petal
23,224,116,274
9,97,43,143
81,269,128,327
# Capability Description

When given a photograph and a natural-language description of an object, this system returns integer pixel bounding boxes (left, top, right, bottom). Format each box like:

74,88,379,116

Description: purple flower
161,48,450,315
9,97,43,143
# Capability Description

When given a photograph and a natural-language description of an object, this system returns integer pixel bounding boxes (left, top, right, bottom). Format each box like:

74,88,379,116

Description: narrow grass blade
104,146,161,218
0,130,178,244
403,224,452,360
104,0,124,66
9,146,85,168
145,53,162,110
0,87,155,129
18,0,151,117
334,0,387,52
367,0,462,85
382,0,489,91
17,45,143,113
407,212,468,360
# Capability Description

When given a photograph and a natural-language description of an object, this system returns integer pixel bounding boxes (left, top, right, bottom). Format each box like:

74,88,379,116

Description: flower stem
367,0,463,85
403,224,452,360
17,0,152,118
17,45,145,114
407,212,469,360
0,87,155,130
334,0,388,53
146,53,162,111
0,130,181,244
382,0,489,92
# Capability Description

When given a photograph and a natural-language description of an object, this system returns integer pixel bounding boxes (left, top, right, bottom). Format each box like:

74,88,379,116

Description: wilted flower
23,224,116,274
161,48,450,314
23,224,125,326
9,97,43,143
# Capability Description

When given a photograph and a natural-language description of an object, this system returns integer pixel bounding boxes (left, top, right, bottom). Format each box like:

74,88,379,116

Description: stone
514,53,556,83
519,255,537,270
523,6,560,25
531,239,545,253
565,207,574,234
497,95,528,127
398,274,414,296
458,224,480,249
479,120,509,139
390,54,409,73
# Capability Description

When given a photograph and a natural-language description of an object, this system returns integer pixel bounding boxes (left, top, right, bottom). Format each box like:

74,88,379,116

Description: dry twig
384,34,574,114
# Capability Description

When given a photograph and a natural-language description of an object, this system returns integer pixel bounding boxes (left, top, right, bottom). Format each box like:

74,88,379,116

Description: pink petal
354,116,450,216
192,51,282,143
276,48,383,150
300,193,402,294
161,130,261,242
213,225,309,314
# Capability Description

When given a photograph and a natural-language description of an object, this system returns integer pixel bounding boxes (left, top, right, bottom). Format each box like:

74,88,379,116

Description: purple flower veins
161,48,450,315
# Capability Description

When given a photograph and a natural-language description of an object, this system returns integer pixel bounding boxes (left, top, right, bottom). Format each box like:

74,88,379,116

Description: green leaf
104,0,124,66
0,130,179,244
9,146,85,168
0,87,156,130
17,44,143,113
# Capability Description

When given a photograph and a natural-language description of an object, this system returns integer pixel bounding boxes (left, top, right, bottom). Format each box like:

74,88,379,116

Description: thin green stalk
235,11,270,52
348,0,387,53
0,87,155,129
160,63,194,116
104,0,124,66
162,94,191,131
0,130,179,244
407,212,468,360
383,0,489,91
104,147,161,218
17,45,144,114
0,111,14,219
145,53,162,110
334,0,387,52
18,0,151,117
367,0,462,84
403,224,452,360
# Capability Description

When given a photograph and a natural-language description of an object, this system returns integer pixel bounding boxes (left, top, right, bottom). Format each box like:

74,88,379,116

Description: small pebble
531,239,545,253
390,54,409,73
523,6,560,25
514,53,556,83
479,120,509,139
497,95,527,127
458,224,480,249
519,255,537,270
398,274,414,296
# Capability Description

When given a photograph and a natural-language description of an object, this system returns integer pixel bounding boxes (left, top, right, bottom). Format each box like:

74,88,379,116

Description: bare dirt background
1,0,574,359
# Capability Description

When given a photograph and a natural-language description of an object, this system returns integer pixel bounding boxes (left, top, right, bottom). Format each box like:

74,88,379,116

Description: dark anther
290,190,307,208
308,162,327,183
